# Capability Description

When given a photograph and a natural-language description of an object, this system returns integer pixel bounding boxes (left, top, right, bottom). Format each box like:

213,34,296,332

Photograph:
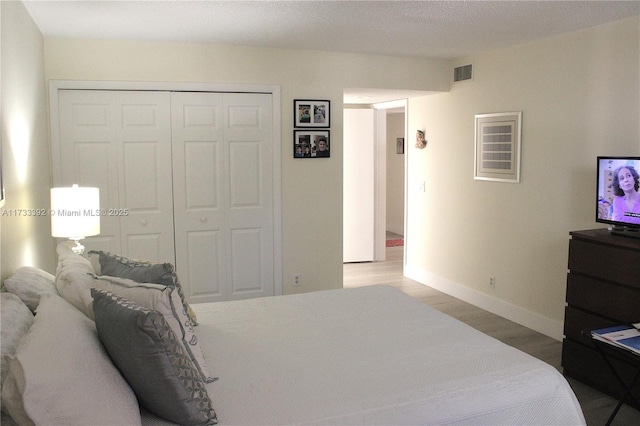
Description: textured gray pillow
88,250,174,284
91,289,217,426
3,266,57,312
93,276,214,383
88,250,197,325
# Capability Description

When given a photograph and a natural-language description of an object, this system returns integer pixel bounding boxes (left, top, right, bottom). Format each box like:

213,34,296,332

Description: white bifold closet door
55,89,274,302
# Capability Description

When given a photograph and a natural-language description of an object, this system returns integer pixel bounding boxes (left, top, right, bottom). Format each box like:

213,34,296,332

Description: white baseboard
404,265,564,341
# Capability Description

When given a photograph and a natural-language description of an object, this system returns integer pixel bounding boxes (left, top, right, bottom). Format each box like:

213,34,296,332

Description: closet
53,88,276,303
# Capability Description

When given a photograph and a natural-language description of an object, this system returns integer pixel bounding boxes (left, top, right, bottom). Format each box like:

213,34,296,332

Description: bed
1,243,586,425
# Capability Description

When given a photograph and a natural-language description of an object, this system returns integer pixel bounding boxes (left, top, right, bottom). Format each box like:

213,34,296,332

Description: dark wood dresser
562,228,640,406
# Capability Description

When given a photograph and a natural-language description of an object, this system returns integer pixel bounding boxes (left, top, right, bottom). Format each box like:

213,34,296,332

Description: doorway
343,100,406,264
385,108,406,249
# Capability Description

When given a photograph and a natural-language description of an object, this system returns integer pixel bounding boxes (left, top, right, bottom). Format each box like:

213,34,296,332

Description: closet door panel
185,142,218,208
184,230,223,299
229,141,261,207
119,140,169,262
125,233,166,263
121,142,162,209
230,228,263,294
180,140,225,301
171,92,228,302
224,94,274,300
57,91,120,253
117,92,174,263
57,90,175,262
73,141,119,253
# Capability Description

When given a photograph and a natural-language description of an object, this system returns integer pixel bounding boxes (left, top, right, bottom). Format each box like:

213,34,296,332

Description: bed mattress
144,285,585,425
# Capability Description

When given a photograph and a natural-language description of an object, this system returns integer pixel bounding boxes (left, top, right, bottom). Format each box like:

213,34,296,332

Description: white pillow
55,242,97,319
0,293,140,425
55,241,95,273
0,293,34,401
3,266,57,312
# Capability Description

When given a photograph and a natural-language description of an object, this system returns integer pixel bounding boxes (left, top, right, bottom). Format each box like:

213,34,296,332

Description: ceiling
22,0,640,104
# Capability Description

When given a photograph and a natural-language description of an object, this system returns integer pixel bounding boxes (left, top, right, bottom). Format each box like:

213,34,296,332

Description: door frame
49,80,283,296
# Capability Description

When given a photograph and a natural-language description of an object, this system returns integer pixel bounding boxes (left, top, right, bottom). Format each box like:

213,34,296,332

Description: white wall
1,1,56,279
31,37,450,294
386,112,405,236
405,17,640,340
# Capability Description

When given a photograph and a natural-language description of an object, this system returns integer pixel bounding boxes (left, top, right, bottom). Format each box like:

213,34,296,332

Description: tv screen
596,156,640,230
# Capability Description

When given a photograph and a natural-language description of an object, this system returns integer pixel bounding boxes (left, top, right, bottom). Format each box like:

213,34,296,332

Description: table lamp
50,184,100,254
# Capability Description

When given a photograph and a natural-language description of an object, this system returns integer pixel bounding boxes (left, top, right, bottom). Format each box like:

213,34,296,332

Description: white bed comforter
144,285,585,425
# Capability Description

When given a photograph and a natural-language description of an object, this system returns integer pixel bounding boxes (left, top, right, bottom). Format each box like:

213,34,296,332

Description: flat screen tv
596,156,640,236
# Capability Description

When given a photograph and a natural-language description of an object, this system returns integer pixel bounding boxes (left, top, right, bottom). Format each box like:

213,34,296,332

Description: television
596,156,640,236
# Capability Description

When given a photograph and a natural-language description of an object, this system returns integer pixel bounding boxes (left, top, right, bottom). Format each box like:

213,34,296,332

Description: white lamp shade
50,185,101,239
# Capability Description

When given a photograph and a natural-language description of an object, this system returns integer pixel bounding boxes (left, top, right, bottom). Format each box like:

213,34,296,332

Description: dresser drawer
566,273,640,322
568,238,640,287
563,306,617,343
562,338,640,409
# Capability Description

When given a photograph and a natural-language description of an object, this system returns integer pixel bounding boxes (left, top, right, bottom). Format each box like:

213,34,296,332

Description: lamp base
69,238,85,255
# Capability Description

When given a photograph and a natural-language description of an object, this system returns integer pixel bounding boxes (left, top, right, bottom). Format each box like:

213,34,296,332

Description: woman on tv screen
612,164,640,224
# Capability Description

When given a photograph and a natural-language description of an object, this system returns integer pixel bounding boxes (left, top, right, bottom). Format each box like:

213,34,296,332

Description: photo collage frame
293,99,330,158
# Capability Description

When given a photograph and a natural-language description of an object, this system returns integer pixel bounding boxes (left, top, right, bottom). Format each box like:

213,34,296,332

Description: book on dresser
592,325,640,356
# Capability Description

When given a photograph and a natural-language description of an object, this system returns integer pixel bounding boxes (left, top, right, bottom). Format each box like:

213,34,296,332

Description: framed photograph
293,130,330,158
396,138,405,154
294,99,330,128
474,111,522,183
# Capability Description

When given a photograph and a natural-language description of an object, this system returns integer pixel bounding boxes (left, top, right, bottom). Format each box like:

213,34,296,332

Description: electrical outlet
489,277,496,289
293,274,302,287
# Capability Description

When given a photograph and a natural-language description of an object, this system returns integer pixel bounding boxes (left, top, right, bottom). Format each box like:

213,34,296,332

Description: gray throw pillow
91,289,217,426
89,251,174,284
92,276,214,383
88,251,197,325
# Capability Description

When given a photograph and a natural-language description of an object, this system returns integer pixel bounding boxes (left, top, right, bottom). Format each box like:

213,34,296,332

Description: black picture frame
293,130,330,158
294,99,330,128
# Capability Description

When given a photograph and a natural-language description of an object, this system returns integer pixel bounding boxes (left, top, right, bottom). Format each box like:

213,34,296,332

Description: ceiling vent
453,64,473,82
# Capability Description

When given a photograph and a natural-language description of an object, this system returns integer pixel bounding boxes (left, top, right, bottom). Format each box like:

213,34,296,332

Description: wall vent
453,64,473,82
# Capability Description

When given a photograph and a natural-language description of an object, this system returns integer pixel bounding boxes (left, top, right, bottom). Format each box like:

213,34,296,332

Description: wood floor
344,246,640,426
